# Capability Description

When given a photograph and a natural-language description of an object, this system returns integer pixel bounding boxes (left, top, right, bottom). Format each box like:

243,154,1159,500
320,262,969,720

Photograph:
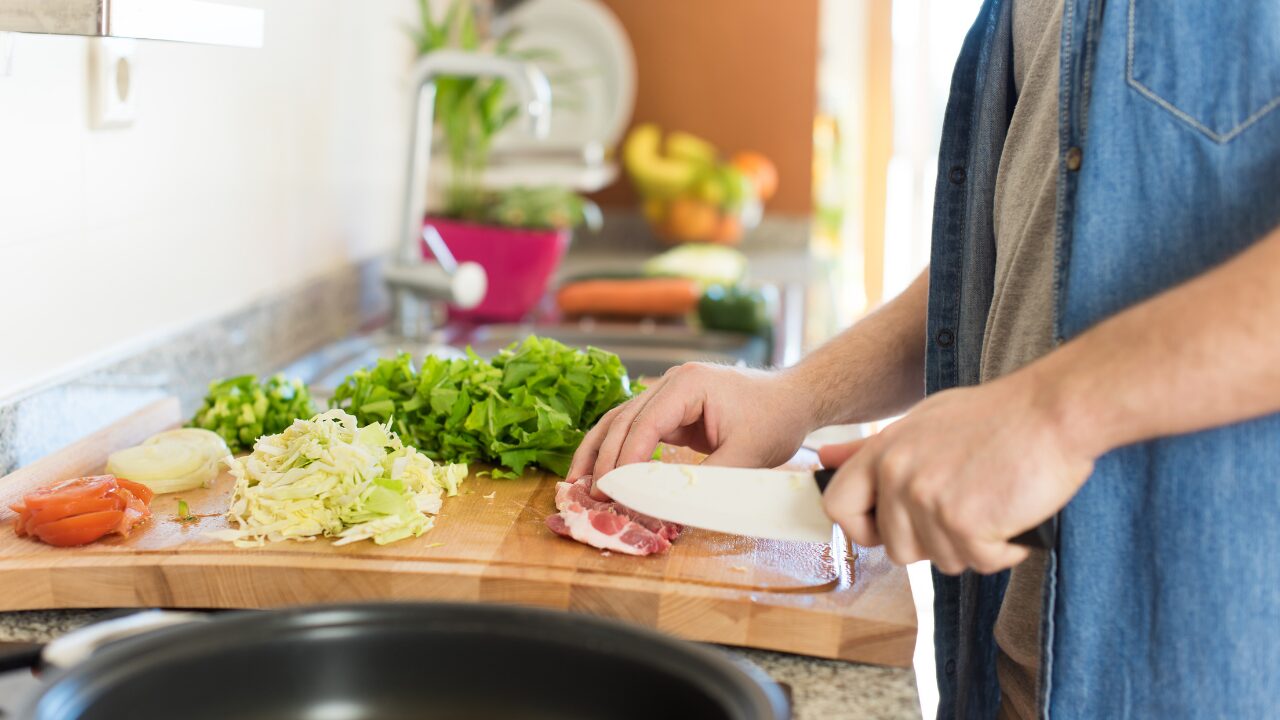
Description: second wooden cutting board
0,399,916,667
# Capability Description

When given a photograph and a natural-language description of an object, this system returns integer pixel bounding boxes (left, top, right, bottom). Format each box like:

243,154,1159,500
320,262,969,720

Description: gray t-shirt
983,0,1064,718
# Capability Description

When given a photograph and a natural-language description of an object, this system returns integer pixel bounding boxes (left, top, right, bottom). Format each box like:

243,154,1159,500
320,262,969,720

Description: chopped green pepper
188,374,316,452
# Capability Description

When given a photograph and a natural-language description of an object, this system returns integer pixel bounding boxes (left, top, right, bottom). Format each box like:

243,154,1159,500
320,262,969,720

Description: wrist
1016,358,1115,462
774,365,828,432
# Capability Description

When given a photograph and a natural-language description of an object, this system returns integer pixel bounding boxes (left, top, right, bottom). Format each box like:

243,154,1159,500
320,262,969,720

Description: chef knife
595,463,1053,549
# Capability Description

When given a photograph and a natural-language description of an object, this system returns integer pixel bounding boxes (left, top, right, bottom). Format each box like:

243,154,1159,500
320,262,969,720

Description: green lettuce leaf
331,335,638,477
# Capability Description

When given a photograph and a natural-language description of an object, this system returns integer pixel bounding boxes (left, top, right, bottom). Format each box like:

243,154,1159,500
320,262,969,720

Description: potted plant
409,0,598,323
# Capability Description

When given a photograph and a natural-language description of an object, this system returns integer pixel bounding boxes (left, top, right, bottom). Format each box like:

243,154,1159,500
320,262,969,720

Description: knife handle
814,467,837,492
811,468,1055,549
1009,519,1055,549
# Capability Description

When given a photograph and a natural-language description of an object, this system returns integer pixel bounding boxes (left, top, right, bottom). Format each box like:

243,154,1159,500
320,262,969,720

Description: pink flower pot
424,216,570,323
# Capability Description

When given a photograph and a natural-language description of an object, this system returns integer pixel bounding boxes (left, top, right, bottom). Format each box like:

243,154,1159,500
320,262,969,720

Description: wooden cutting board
0,399,916,667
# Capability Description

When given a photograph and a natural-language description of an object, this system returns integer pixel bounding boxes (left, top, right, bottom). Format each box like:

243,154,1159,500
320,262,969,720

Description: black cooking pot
5,603,789,720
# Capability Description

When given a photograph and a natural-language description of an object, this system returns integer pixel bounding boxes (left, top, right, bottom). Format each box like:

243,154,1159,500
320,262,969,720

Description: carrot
556,278,702,318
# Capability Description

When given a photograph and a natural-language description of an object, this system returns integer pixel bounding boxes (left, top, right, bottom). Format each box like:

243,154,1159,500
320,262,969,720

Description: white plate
491,0,636,155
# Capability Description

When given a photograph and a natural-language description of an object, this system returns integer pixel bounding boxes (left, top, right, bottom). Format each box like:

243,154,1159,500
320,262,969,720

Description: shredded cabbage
210,409,466,547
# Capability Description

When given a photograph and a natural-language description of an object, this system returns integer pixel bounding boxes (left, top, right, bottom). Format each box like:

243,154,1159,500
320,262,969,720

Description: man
570,0,1280,717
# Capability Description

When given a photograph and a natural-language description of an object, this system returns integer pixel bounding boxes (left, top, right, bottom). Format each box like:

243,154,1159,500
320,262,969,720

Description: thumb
701,443,764,468
818,437,870,469
587,476,611,501
966,540,1031,575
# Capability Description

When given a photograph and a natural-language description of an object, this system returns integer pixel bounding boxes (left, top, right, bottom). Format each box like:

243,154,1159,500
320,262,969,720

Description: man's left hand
818,374,1094,574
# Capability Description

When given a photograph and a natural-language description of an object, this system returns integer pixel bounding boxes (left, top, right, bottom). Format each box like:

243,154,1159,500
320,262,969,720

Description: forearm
1020,224,1280,458
784,269,930,427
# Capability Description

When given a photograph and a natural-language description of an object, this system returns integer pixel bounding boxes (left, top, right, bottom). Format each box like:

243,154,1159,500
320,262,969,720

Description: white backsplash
0,1,421,400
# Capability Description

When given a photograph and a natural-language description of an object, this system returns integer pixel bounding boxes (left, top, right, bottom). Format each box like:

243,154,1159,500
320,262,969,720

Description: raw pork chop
546,476,682,556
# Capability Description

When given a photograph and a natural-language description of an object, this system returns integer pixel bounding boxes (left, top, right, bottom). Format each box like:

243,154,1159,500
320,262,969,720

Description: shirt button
935,328,955,348
948,166,967,184
1065,146,1083,171
944,659,957,675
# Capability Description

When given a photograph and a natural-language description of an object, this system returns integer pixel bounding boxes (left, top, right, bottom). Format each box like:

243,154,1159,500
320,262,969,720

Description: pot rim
25,602,790,720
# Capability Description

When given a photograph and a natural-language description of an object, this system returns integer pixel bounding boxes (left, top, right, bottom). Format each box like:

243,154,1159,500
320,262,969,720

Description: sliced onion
106,429,229,495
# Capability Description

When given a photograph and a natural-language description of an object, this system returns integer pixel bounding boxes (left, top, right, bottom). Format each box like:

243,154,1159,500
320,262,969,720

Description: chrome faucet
385,49,553,339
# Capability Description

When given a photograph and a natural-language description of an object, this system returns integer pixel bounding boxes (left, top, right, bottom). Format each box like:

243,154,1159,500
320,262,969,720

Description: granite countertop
0,609,921,719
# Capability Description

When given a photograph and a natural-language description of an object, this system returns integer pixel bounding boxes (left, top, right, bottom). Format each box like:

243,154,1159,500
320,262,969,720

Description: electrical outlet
0,32,14,77
89,37,138,129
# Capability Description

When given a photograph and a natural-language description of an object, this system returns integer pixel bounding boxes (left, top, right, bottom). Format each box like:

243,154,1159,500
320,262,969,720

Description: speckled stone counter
728,647,921,719
0,261,388,477
0,609,921,719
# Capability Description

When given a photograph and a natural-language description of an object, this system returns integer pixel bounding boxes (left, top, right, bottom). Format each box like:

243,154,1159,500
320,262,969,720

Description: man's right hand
567,363,816,484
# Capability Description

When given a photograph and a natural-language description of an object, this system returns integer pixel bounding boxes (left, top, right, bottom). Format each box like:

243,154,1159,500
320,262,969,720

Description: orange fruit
664,197,718,241
731,151,779,201
707,214,743,245
642,197,667,225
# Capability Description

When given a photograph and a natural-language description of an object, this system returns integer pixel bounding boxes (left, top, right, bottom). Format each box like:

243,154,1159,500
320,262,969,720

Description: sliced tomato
9,502,29,537
113,478,154,505
32,510,126,547
22,495,124,535
20,475,116,511
15,475,154,547
112,489,151,537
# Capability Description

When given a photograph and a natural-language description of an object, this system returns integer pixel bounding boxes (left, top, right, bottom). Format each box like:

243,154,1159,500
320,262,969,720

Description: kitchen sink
282,322,771,395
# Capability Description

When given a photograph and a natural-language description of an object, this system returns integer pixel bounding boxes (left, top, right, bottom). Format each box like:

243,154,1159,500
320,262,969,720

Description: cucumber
697,285,773,335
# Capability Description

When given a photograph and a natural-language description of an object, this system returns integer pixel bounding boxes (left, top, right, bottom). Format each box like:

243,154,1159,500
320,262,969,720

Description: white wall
0,1,420,400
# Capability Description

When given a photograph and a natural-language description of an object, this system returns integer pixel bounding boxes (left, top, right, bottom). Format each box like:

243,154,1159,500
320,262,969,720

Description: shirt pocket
1126,0,1280,144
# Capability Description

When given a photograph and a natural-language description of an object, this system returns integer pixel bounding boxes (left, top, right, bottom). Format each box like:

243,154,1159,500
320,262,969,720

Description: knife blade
596,463,836,543
595,463,1054,549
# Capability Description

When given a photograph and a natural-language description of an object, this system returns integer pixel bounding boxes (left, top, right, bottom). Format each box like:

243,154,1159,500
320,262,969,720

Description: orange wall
594,0,819,215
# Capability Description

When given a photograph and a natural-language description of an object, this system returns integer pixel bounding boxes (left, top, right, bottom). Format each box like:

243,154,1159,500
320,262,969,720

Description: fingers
570,391,653,483
821,448,880,547
585,363,737,482
959,540,1030,575
817,438,869,468
592,378,667,481
701,443,766,467
818,438,1025,574
933,497,1033,574
567,403,620,481
661,423,713,454
905,501,965,574
568,375,669,482
874,491,926,565
614,382,706,469
823,441,938,564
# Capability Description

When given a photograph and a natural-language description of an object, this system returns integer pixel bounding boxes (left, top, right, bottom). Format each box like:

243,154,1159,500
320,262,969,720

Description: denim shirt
926,0,1280,718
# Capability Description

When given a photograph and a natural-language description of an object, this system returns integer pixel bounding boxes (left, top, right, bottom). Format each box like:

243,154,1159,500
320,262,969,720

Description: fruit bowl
623,124,777,246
